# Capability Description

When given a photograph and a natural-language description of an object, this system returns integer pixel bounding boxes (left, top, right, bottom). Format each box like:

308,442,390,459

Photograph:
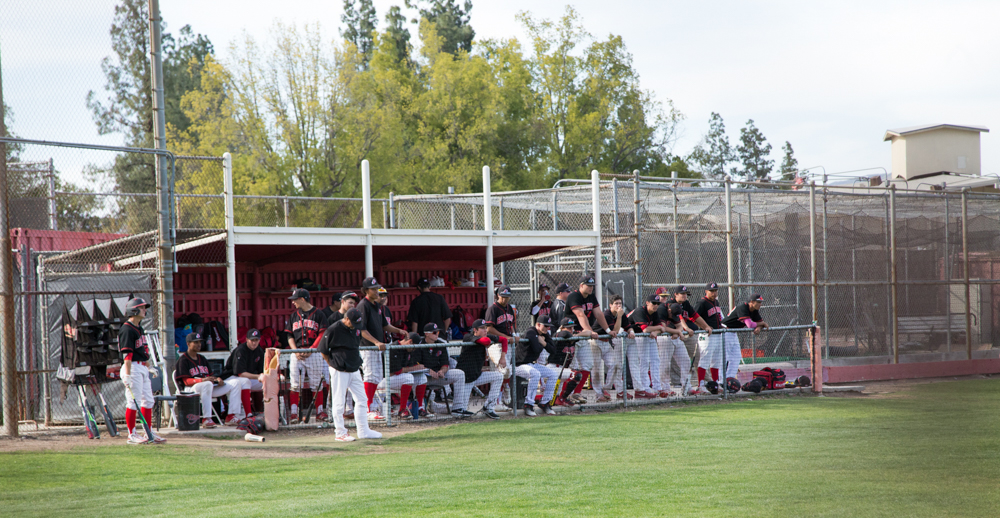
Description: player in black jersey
693,282,737,394
284,288,329,423
118,297,165,444
564,274,614,404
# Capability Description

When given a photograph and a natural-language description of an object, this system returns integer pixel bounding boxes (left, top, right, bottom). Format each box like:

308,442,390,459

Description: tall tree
341,0,378,69
383,6,412,65
407,0,474,55
735,119,773,182
778,141,798,182
687,112,732,180
162,25,215,134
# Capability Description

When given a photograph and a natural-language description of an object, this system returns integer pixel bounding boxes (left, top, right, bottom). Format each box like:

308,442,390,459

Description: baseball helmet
705,380,720,395
125,297,150,316
726,377,741,394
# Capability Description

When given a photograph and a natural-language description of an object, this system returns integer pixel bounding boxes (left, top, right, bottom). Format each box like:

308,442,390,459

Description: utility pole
148,0,174,372
1,38,19,436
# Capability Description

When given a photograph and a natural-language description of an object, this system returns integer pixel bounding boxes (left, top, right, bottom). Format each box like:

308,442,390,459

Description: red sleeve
124,353,133,361
639,324,649,331
498,336,508,353
475,337,492,346
184,378,200,387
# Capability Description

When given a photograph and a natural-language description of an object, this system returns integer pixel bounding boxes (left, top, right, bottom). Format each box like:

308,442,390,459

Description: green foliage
162,25,215,134
779,140,798,182
5,381,1000,517
341,0,378,69
383,6,412,66
734,118,773,183
688,112,732,180
407,0,475,55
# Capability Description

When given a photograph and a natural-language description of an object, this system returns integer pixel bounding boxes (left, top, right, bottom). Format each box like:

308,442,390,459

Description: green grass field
4,380,1000,517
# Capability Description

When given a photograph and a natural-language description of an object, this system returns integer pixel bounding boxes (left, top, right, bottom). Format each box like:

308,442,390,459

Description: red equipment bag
751,367,787,390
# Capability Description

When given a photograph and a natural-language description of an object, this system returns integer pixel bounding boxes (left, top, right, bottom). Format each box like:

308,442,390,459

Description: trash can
175,393,201,431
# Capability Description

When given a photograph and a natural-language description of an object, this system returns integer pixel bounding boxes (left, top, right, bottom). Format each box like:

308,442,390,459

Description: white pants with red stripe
514,363,558,406
123,363,154,410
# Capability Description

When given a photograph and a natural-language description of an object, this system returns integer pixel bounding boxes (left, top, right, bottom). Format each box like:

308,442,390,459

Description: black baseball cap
423,322,441,334
407,332,422,343
341,291,360,302
246,328,261,340
186,332,204,343
417,277,431,288
496,285,513,297
705,282,719,291
579,274,596,286
669,303,685,316
673,285,690,295
538,283,550,291
471,319,487,329
288,288,310,300
749,294,764,303
645,294,661,304
537,315,553,327
361,277,382,290
330,292,342,302
559,316,576,328
345,308,365,328
556,283,572,294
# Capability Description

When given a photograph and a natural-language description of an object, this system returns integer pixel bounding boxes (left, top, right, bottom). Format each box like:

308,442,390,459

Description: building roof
883,124,989,141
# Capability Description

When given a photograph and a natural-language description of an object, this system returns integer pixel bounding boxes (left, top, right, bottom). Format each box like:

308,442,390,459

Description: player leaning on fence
316,307,382,441
627,294,671,399
693,283,738,393
118,297,166,444
455,319,505,419
515,316,559,416
565,274,614,404
722,294,770,364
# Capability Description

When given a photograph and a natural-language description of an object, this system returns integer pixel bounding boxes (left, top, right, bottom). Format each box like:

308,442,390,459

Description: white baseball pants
627,336,655,393
657,335,691,392
570,339,595,371
698,332,741,379
290,352,329,390
328,367,373,437
514,363,558,406
361,350,384,384
591,339,621,394
186,377,242,418
123,363,154,410
454,370,503,411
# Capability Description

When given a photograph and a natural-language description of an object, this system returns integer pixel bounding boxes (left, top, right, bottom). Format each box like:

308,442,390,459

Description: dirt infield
3,375,989,457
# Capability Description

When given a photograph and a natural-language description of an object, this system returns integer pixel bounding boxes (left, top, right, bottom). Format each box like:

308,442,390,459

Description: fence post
747,192,753,299
822,178,829,359
809,182,818,326
633,170,642,309
223,153,238,350
48,159,56,231
283,197,289,227
944,191,951,352
962,188,971,360
382,201,387,229
38,257,51,425
383,347,391,427
612,180,620,265
552,190,559,231
389,192,395,229
449,186,456,230
592,170,602,307
498,197,505,284
725,177,735,311
811,326,823,394
362,160,373,278
889,185,898,364
672,185,680,284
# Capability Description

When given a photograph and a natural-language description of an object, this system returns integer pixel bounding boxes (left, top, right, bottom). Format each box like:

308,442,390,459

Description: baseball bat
124,381,154,443
549,346,573,405
77,385,100,439
90,380,119,437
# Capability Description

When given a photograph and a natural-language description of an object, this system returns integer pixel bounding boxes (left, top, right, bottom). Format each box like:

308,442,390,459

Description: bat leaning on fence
77,385,100,439
89,379,119,437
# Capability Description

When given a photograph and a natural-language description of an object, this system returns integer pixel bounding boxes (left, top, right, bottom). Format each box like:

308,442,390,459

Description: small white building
882,124,993,190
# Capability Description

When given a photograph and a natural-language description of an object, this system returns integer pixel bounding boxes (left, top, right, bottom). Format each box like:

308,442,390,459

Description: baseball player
515,316,559,416
284,288,329,423
485,285,518,410
118,297,165,444
408,278,453,334
549,283,571,325
666,285,713,393
564,274,615,404
358,277,406,419
419,322,470,417
454,319,505,419
316,307,382,441
549,316,589,406
222,328,266,420
654,294,693,397
592,295,627,402
317,291,343,325
529,284,553,324
693,282,736,393
722,293,770,364
626,294,671,399
387,333,427,419
175,332,245,428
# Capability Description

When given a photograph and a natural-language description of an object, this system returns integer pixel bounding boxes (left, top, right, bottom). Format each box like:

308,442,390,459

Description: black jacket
456,332,498,380
317,321,363,372
517,328,549,366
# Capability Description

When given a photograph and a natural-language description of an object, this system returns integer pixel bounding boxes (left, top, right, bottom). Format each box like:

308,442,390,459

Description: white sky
2,0,998,182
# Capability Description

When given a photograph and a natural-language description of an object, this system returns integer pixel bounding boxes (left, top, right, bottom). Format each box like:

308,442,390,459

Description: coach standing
317,308,382,441
358,277,406,419
408,278,452,336
565,274,614,404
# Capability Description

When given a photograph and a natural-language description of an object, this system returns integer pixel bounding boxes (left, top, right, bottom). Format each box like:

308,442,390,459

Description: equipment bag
751,367,786,390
